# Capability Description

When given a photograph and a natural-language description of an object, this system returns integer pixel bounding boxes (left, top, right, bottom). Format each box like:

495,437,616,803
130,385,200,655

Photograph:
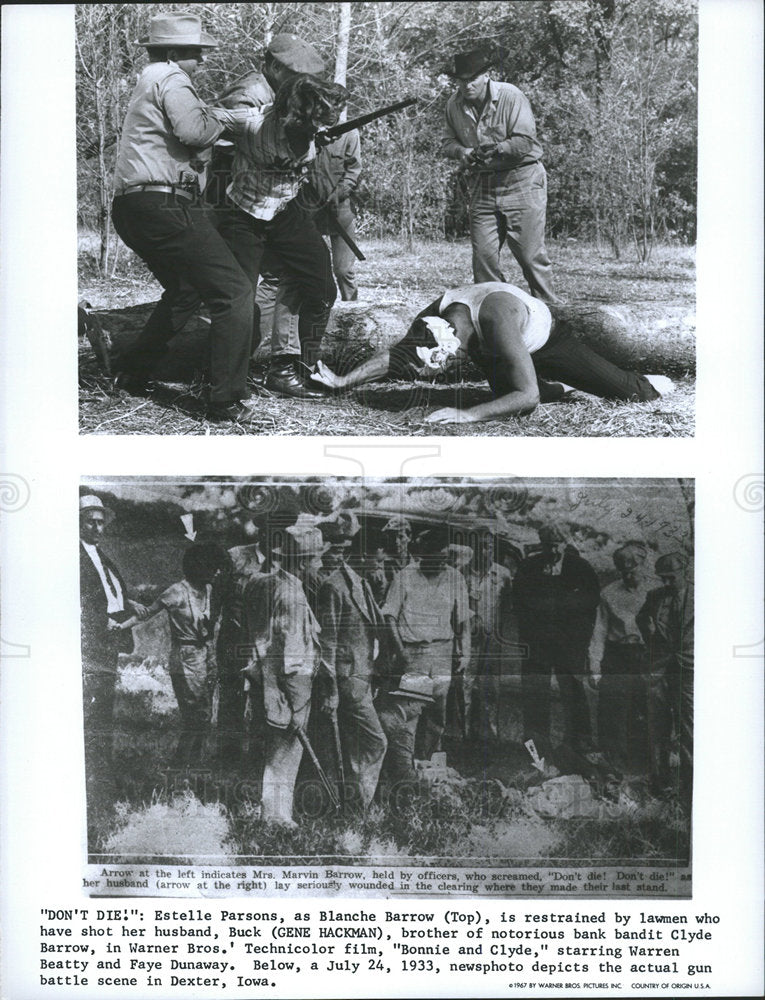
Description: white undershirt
82,541,125,614
439,282,551,354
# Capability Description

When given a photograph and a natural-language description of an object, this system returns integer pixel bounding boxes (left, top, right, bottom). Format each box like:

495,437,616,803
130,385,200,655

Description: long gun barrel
315,96,417,147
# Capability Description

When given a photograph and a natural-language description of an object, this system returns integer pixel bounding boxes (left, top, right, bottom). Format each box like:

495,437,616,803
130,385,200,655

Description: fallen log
81,296,695,381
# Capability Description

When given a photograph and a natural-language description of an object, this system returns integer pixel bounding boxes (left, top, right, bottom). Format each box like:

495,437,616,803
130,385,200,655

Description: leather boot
265,356,326,400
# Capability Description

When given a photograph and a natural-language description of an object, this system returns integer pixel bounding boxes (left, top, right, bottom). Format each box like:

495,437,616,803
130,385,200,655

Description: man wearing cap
589,542,654,772
637,553,694,804
216,72,347,399
315,513,387,811
441,48,559,303
79,495,147,821
464,528,513,742
311,282,674,422
382,527,471,760
513,525,600,755
110,13,259,423
240,525,322,827
210,34,338,399
375,675,435,803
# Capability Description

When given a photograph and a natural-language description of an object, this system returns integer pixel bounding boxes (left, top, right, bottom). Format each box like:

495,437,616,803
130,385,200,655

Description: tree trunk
335,3,351,86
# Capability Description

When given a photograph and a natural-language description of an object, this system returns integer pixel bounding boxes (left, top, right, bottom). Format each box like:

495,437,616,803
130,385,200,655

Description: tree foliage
76,0,697,271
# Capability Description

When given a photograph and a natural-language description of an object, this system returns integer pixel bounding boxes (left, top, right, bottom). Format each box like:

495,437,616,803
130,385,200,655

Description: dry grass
79,236,695,437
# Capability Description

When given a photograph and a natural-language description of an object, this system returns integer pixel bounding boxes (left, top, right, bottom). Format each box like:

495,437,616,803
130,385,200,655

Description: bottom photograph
79,476,694,898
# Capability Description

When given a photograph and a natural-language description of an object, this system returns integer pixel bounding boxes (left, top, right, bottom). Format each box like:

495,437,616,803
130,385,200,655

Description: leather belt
116,183,196,200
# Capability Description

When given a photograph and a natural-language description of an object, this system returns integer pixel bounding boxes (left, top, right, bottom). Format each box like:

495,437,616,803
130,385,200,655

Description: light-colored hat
272,524,329,558
390,674,434,702
137,14,218,49
382,515,411,535
267,33,325,75
79,494,114,523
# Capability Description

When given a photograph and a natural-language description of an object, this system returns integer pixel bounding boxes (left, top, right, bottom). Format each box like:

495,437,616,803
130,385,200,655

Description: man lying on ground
311,281,673,424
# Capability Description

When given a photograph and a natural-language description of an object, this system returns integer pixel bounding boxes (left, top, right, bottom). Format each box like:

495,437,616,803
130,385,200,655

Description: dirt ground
79,237,695,437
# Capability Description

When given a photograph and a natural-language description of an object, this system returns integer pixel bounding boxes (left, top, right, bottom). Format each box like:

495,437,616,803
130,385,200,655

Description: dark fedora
451,48,494,80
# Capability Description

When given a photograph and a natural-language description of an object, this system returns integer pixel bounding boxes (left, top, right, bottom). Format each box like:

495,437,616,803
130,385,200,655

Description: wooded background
76,1,698,274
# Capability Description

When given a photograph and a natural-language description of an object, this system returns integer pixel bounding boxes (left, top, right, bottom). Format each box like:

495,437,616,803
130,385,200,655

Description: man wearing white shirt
589,543,652,772
383,527,471,759
79,495,147,835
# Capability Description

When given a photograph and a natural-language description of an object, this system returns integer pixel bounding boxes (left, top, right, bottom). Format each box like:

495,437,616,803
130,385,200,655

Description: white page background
1,2,762,997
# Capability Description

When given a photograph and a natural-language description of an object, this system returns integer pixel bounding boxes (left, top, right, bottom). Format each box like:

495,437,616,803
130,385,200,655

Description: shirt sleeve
491,87,540,166
158,69,226,148
381,572,405,620
342,131,363,190
589,598,609,667
453,571,470,629
317,581,342,681
440,98,468,159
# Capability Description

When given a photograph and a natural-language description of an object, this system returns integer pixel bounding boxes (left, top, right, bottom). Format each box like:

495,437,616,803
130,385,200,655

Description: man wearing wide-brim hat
382,526,471,760
375,674,434,797
637,551,694,805
239,523,322,827
110,13,260,423
440,47,560,304
315,512,388,811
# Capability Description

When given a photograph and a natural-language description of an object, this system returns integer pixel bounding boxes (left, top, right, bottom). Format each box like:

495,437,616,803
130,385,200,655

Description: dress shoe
265,359,326,400
206,400,257,424
112,372,153,395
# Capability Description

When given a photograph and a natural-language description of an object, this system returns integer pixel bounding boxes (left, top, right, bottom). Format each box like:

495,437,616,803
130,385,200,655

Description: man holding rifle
316,514,388,813
441,48,561,304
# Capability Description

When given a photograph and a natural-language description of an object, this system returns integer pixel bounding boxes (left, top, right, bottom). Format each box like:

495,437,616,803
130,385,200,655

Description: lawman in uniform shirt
312,281,673,423
441,48,560,302
382,527,471,760
110,14,257,422
588,542,653,772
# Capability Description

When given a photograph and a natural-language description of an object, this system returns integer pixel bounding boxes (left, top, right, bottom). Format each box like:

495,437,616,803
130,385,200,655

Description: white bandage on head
415,316,461,371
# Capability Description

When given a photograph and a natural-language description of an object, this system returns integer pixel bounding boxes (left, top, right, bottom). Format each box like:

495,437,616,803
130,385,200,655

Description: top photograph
76,1,696,437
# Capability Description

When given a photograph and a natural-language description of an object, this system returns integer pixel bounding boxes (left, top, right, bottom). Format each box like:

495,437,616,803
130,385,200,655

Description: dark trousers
111,192,254,403
314,201,359,301
170,672,209,768
522,638,592,751
215,618,247,764
598,642,650,771
532,325,660,402
217,199,337,365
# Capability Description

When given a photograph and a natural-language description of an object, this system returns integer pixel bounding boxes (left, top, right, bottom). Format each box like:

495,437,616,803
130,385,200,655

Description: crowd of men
102,13,675,426
80,492,695,831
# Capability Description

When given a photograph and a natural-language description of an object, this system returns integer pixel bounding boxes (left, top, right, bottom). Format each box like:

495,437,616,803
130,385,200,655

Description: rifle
292,720,341,811
314,96,417,148
329,712,347,808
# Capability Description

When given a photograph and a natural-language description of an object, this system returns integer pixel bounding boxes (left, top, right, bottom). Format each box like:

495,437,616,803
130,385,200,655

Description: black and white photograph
80,477,693,894
76,1,696,436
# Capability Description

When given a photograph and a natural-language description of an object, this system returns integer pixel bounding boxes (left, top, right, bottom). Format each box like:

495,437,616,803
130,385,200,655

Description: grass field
90,651,691,871
79,237,695,437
